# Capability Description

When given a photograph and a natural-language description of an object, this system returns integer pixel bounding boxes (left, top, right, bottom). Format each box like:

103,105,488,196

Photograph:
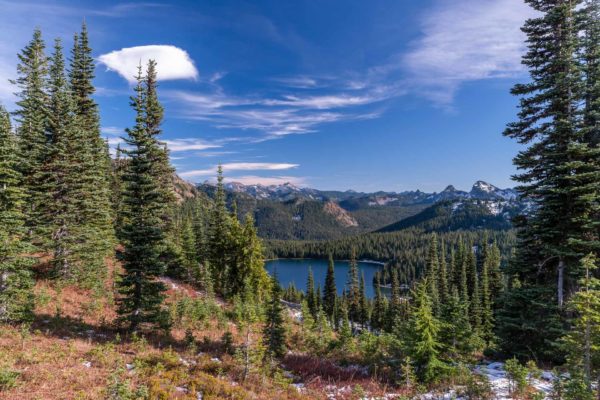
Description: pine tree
117,64,169,330
263,275,287,361
12,29,49,242
346,249,360,325
371,275,387,332
68,22,114,259
237,214,270,301
386,269,403,332
441,287,476,361
358,272,369,327
501,0,591,359
439,240,449,304
306,267,317,318
0,105,35,322
405,279,446,383
323,254,337,320
481,248,495,347
206,165,231,296
562,254,600,389
426,234,440,316
180,219,197,282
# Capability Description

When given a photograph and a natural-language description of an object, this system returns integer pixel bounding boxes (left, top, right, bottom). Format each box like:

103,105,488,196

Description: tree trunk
558,258,565,308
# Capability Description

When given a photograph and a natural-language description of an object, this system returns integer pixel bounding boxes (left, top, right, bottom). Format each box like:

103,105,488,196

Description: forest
0,0,599,399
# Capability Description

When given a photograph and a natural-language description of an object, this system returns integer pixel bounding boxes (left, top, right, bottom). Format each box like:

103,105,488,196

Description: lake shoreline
264,257,386,266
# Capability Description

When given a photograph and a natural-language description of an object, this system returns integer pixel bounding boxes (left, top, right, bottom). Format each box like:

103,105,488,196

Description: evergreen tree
12,29,49,242
439,240,449,304
481,248,495,347
117,64,169,330
323,254,337,320
263,275,287,361
501,0,592,359
371,275,387,332
562,254,600,389
441,287,476,361
206,166,231,295
358,272,369,327
426,234,440,316
306,266,317,318
179,219,197,282
0,105,35,322
346,248,360,325
405,279,446,383
386,269,402,332
68,22,114,258
237,215,271,301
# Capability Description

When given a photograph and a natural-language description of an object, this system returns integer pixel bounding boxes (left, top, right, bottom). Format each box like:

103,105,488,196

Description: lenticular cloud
98,45,198,83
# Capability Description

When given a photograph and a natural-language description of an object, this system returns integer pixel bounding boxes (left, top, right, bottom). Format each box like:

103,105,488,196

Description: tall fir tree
439,240,449,304
0,105,35,322
306,266,317,318
323,254,337,320
263,275,287,362
562,254,600,389
117,63,169,330
12,29,49,243
346,248,360,325
404,279,446,383
68,23,114,259
500,0,593,359
426,234,440,316
206,165,231,296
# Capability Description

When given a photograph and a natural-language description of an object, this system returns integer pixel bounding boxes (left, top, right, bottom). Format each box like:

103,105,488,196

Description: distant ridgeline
197,180,524,241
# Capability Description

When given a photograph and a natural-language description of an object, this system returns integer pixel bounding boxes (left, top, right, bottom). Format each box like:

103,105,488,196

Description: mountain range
196,180,524,240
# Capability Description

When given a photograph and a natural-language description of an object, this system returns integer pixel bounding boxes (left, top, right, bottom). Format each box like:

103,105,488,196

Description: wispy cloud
224,175,306,186
179,162,299,178
98,45,198,83
165,80,392,140
101,126,123,135
403,0,536,105
163,138,221,152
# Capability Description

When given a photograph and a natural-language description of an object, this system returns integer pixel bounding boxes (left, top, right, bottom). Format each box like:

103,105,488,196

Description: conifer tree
426,234,440,316
371,276,387,332
481,250,495,347
306,266,317,318
562,254,600,388
405,279,446,383
68,23,114,257
501,0,591,358
207,166,231,295
12,29,49,241
386,269,403,332
117,64,169,330
358,272,369,327
323,254,337,320
238,215,271,301
441,287,476,360
439,240,449,304
263,275,287,361
0,105,35,322
346,249,360,325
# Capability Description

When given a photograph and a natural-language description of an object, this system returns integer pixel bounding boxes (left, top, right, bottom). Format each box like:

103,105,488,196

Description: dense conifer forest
0,0,599,398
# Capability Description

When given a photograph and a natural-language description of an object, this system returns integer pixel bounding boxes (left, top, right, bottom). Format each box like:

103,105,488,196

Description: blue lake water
265,258,383,298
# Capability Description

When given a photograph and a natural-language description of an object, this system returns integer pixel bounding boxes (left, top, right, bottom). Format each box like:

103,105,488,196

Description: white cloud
98,45,198,83
101,126,122,136
163,138,221,152
262,94,378,109
404,0,537,105
224,175,306,186
179,162,298,178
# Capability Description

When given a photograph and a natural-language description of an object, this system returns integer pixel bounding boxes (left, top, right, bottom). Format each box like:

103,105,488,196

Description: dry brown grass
0,257,396,400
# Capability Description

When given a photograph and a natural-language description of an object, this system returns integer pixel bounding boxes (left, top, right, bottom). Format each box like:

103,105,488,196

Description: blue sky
0,0,536,192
